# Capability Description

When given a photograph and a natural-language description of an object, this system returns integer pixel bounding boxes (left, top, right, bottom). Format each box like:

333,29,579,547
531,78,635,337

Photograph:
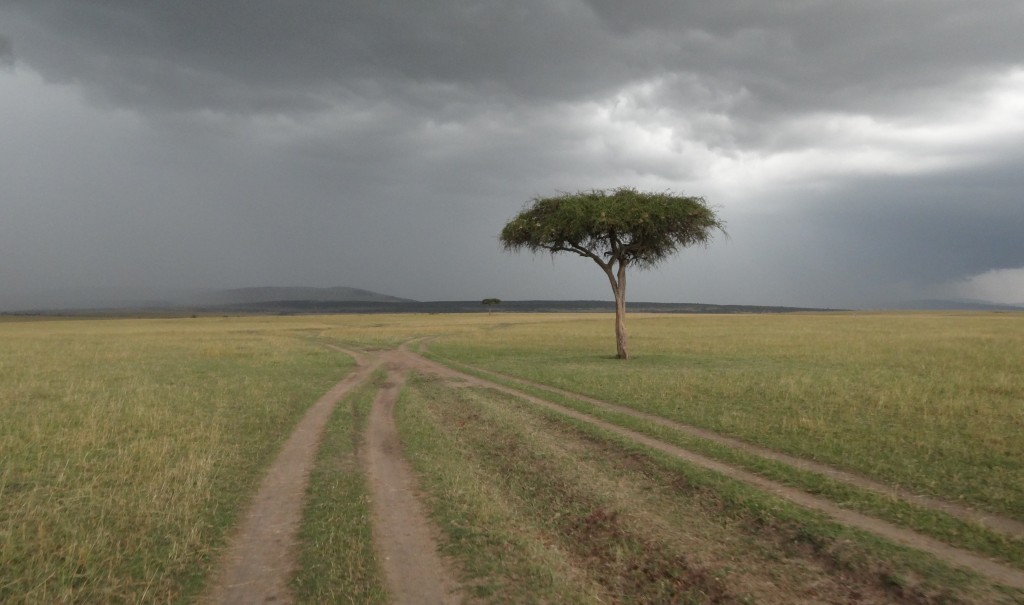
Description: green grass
0,317,352,603
430,355,1024,570
310,312,563,350
396,377,603,604
397,374,1020,604
5,311,1023,602
292,370,389,604
429,312,1024,520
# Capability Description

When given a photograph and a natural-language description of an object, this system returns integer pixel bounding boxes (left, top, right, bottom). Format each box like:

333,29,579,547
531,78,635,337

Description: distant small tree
482,298,501,314
500,187,724,359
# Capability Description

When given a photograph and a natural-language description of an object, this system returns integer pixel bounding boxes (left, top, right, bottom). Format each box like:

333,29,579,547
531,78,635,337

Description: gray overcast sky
2,0,1023,310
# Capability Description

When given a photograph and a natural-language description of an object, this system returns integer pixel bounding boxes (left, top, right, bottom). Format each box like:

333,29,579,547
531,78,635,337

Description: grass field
2,311,1022,602
0,317,351,603
429,312,1024,520
397,374,1011,604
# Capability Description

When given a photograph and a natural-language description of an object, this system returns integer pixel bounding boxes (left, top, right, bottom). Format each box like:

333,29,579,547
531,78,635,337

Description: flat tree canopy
500,187,724,358
481,298,501,314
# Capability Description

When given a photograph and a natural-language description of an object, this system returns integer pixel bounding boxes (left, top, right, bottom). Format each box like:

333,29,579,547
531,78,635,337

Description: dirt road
398,347,1024,591
201,352,382,604
363,365,462,605
203,347,463,604
203,343,1024,603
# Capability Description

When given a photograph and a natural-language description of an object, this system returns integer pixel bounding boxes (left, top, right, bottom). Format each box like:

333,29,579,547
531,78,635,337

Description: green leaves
499,187,725,270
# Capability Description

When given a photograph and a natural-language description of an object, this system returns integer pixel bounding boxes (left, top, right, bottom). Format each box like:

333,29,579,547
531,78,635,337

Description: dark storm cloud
5,1,1022,172
581,1,1024,151
586,1,1024,106
1,1,1023,309
8,1,1020,121
817,166,1024,283
4,0,621,112
0,33,12,64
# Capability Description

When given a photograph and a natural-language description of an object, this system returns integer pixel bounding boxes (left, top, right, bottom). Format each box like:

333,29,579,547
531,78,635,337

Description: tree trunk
613,263,628,359
600,261,629,359
614,290,628,359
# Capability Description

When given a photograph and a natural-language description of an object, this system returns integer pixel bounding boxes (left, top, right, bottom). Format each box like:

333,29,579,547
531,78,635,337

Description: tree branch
559,241,610,271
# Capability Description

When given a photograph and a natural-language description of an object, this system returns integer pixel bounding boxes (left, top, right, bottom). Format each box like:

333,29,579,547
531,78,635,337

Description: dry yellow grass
4,311,1021,602
397,373,1017,604
429,312,1024,520
0,317,351,602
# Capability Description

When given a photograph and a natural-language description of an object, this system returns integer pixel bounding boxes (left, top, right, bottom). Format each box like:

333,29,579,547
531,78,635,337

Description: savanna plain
1,312,1022,604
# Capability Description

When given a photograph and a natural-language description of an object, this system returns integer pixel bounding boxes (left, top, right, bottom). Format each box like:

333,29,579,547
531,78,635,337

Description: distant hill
3,296,839,317
195,286,416,306
0,285,415,314
205,299,834,315
8,286,1021,316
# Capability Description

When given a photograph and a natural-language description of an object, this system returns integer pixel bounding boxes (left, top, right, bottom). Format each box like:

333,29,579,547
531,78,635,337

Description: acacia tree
482,298,501,314
500,187,724,359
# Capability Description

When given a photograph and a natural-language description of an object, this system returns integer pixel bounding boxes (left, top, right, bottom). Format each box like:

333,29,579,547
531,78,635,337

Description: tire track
431,355,1024,540
362,361,462,605
400,349,1024,590
201,341,1024,601
202,349,380,605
